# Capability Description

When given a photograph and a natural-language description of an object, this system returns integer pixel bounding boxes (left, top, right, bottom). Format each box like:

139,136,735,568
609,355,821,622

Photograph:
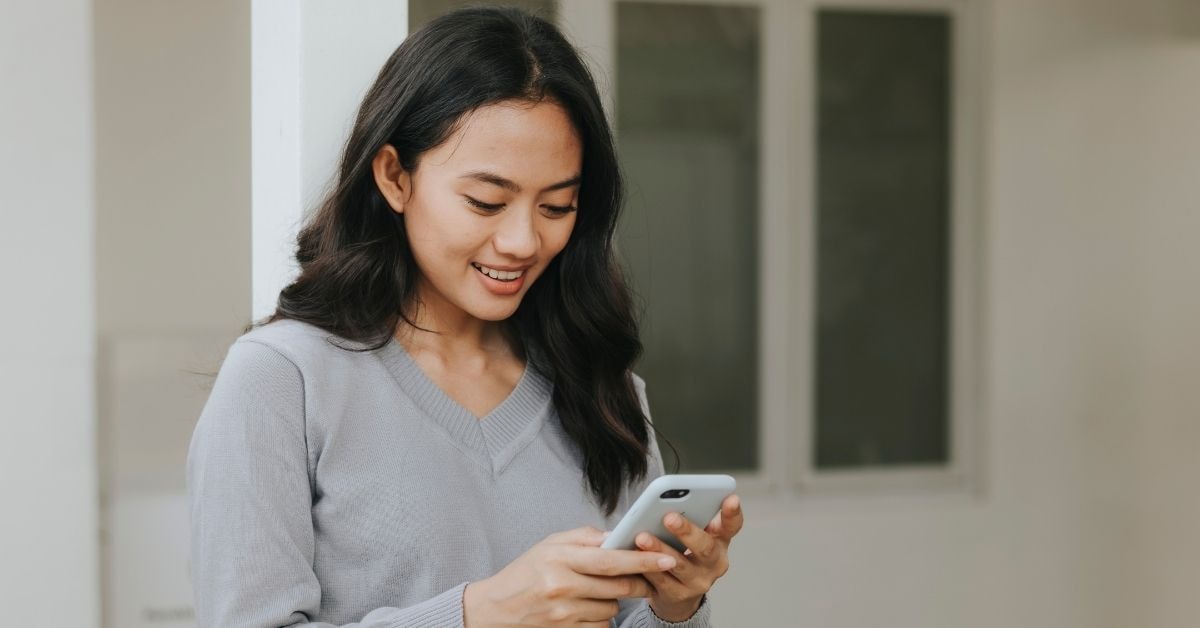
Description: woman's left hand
635,494,744,622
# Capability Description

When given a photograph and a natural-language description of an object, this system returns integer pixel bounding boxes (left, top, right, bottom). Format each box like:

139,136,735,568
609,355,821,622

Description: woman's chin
463,276,535,321
464,297,524,322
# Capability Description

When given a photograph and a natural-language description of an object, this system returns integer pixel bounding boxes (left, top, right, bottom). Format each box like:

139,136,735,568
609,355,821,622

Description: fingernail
667,514,682,528
658,557,676,569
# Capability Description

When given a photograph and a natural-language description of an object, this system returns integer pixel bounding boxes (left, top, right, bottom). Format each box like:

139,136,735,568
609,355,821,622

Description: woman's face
374,99,582,325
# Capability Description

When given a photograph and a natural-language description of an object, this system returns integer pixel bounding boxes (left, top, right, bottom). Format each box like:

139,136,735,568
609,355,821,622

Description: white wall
95,0,250,338
712,1,1200,626
93,0,250,624
0,0,100,623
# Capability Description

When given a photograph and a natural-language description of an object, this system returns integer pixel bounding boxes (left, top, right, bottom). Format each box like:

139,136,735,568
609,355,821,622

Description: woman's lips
473,262,526,295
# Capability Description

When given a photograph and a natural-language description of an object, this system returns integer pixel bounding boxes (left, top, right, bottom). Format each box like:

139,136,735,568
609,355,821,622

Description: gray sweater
186,319,712,628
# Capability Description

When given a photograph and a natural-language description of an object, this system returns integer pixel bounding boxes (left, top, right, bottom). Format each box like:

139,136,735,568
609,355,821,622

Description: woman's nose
492,206,538,259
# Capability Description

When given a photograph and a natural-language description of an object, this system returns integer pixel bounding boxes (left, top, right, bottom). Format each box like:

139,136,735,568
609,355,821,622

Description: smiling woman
186,6,741,628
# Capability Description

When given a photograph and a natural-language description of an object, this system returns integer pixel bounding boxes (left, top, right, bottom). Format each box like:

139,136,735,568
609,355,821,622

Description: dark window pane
617,3,760,471
814,10,951,469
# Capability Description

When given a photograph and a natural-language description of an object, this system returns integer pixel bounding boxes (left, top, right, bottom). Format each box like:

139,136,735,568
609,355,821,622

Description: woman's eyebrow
459,171,582,193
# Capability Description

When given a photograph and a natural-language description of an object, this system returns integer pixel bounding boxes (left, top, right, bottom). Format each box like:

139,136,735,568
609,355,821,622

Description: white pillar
0,0,100,623
251,0,410,320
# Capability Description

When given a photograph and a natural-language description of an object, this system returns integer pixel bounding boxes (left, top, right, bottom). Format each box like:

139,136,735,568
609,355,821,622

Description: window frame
796,0,985,495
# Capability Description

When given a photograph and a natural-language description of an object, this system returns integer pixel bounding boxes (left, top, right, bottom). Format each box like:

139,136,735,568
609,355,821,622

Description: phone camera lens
659,489,690,499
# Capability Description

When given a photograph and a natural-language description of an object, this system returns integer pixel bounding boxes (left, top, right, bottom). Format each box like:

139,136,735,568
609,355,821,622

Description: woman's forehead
422,99,583,185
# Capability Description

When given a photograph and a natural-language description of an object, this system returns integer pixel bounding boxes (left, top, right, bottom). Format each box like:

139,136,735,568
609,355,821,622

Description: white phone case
601,474,736,552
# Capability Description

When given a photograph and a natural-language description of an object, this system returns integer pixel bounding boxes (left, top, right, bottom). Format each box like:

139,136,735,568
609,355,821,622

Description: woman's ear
372,144,411,214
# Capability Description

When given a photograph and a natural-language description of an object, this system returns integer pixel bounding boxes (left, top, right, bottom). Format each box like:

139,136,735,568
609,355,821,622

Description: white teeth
473,263,524,281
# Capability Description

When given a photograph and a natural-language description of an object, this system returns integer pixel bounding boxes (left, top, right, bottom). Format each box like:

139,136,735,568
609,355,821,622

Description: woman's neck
396,296,517,371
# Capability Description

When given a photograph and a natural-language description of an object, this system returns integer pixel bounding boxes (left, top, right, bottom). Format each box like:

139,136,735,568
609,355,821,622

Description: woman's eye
542,204,577,216
465,196,504,212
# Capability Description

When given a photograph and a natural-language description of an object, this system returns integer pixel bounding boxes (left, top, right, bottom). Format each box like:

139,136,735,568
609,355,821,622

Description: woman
187,7,742,627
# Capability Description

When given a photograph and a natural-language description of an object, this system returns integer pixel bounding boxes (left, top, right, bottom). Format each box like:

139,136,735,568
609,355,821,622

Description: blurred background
2,0,1198,626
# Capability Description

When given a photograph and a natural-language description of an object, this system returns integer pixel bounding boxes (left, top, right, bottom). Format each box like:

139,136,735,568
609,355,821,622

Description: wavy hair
259,7,655,515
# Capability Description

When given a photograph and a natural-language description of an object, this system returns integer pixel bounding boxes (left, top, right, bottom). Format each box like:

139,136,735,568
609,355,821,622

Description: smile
472,263,525,282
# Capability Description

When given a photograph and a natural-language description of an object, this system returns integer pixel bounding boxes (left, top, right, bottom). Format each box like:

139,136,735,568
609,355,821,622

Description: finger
705,495,744,541
710,497,739,540
663,512,717,562
576,598,622,622
635,532,693,579
581,574,656,600
566,546,677,577
545,526,607,547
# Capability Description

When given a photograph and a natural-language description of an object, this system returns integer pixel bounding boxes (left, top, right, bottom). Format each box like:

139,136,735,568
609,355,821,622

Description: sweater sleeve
615,597,713,628
186,339,467,628
610,375,714,628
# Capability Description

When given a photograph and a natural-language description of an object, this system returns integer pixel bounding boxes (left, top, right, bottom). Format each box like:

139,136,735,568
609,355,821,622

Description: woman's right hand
462,526,678,627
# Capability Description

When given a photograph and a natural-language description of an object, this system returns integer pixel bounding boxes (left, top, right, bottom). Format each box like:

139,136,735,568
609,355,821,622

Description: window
814,9,952,470
801,1,980,490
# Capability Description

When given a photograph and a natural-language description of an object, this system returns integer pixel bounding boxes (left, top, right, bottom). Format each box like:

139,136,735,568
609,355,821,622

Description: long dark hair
259,7,651,515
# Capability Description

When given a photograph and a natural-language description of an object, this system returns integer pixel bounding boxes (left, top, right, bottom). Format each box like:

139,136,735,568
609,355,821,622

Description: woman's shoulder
237,318,332,351
211,319,390,412
240,317,342,343
232,319,381,371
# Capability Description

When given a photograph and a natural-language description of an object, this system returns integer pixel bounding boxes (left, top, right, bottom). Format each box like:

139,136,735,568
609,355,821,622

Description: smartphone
601,474,736,552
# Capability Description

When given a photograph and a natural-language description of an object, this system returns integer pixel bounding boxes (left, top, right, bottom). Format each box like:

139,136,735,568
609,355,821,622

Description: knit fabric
186,319,712,628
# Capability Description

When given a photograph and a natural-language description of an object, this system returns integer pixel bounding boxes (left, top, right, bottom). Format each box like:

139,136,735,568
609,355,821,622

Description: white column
0,0,99,624
251,0,410,320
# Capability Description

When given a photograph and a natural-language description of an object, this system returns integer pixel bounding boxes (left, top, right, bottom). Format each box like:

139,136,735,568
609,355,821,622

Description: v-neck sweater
378,337,551,476
186,319,712,628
